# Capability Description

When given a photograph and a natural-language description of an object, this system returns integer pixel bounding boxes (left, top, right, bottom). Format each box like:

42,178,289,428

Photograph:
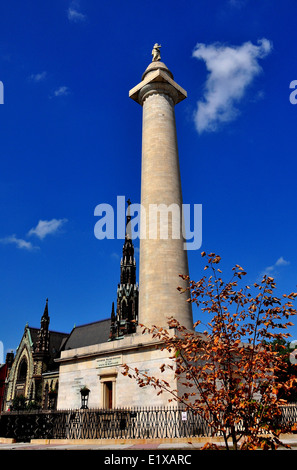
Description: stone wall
57,332,178,409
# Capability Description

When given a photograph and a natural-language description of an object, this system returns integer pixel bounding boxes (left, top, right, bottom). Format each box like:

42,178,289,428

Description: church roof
24,326,69,371
27,327,68,352
63,318,111,350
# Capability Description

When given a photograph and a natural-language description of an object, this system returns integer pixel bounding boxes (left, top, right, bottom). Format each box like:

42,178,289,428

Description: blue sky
0,0,297,356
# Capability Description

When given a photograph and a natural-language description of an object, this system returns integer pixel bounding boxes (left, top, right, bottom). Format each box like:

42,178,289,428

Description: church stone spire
109,199,139,340
121,199,136,286
42,298,49,322
33,299,51,385
35,298,50,356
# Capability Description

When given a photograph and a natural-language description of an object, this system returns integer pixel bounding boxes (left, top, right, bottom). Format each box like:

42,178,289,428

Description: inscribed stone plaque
96,355,122,369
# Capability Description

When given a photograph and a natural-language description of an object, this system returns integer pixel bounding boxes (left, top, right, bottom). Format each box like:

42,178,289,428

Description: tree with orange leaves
122,253,297,450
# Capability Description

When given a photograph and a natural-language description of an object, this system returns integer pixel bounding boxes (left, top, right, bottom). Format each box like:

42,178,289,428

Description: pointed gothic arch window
121,298,128,320
17,358,28,381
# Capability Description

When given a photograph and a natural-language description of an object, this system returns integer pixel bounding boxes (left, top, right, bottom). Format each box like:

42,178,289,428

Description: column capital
129,67,187,106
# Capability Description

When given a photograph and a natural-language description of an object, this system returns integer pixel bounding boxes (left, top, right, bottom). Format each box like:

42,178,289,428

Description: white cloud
0,218,68,250
67,8,86,22
275,256,290,267
192,38,272,133
67,1,87,23
29,71,47,82
28,218,68,240
0,235,38,251
263,256,290,276
53,86,70,97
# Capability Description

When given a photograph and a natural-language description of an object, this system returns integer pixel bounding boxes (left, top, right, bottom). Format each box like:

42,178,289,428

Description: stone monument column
129,49,193,331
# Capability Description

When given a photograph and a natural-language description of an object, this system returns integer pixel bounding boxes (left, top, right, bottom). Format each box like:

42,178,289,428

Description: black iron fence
278,403,297,428
0,407,212,442
1,405,297,443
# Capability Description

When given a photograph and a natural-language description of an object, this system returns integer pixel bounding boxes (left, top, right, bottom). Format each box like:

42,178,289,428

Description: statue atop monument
152,43,161,62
